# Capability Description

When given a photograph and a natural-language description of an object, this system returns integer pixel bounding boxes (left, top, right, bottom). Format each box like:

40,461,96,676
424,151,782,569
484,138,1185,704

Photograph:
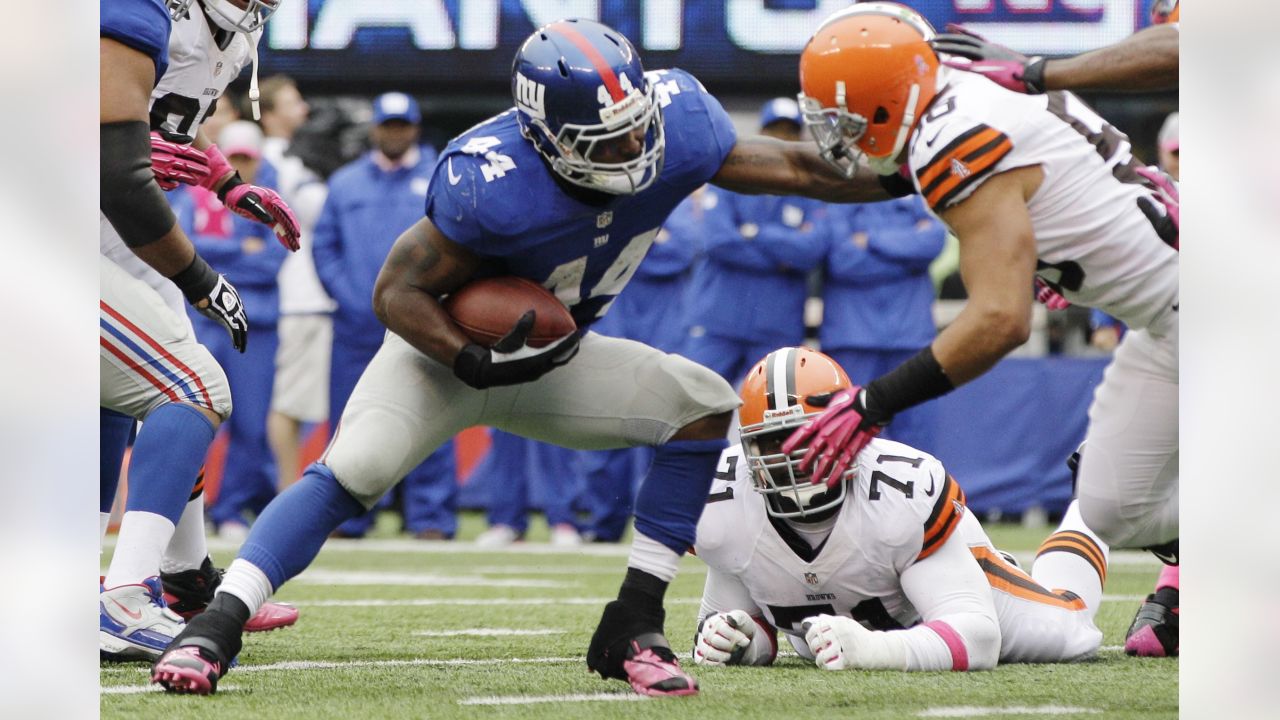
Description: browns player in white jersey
100,0,299,663
692,348,1109,671
783,0,1177,656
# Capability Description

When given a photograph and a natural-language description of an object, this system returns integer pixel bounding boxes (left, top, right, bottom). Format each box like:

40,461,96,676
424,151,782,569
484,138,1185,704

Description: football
443,276,576,348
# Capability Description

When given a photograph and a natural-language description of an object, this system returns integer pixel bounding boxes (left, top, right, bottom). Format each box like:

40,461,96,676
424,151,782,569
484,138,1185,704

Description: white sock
626,531,681,582
214,559,274,616
104,511,176,588
161,495,209,574
100,512,111,553
1032,499,1110,620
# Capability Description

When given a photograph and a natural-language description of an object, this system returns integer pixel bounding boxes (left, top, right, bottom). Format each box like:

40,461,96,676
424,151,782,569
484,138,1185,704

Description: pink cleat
151,645,224,695
161,557,299,632
621,634,699,697
244,602,299,633
1124,586,1178,657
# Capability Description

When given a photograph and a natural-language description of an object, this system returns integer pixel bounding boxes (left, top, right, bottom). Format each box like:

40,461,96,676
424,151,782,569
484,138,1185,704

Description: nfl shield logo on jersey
804,572,819,586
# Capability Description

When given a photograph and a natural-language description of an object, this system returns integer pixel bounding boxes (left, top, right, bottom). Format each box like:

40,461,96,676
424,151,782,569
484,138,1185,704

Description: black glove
171,254,249,352
452,310,580,389
930,24,1048,95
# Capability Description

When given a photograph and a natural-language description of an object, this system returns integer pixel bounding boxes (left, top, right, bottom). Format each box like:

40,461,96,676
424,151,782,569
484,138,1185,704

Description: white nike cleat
100,577,186,662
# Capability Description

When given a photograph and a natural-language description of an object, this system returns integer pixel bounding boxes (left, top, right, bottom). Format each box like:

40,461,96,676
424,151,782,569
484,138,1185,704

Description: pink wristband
200,144,236,192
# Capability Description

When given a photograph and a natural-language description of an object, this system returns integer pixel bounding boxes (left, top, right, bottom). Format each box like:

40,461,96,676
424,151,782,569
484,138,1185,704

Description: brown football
443,276,576,348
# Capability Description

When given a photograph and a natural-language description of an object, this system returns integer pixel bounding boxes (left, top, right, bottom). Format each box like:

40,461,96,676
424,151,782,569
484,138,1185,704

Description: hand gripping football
443,276,576,348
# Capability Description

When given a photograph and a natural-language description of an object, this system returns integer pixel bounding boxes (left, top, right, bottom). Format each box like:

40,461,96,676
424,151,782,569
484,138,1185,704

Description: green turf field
101,513,1177,719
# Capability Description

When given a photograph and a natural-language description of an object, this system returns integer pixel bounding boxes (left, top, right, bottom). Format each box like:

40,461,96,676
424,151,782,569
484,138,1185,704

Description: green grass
101,513,1177,719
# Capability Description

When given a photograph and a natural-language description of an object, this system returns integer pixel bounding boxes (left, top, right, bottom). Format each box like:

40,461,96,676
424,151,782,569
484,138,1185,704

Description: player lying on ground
692,347,1109,671
150,17,908,696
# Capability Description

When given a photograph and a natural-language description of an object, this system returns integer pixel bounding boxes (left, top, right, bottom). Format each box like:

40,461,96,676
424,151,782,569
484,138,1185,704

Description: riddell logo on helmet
515,73,546,119
763,406,803,421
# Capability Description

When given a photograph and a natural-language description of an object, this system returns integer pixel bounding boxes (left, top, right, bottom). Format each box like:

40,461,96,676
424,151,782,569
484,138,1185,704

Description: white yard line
293,570,568,588
291,595,1143,608
460,693,648,706
413,628,561,637
291,597,697,607
919,706,1101,717
154,537,1159,566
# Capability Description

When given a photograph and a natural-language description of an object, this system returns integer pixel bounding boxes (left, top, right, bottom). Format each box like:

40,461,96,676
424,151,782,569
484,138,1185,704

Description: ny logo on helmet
515,72,546,120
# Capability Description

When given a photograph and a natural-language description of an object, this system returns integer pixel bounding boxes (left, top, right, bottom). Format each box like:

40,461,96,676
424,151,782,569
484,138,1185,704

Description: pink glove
223,184,302,252
930,24,1048,95
1034,277,1071,311
781,387,883,489
1135,165,1180,250
150,133,211,190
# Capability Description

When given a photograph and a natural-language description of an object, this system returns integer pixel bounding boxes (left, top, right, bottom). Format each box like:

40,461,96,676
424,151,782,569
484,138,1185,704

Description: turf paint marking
918,707,1100,717
293,595,1143,608
294,569,567,588
414,628,561,637
460,693,648,706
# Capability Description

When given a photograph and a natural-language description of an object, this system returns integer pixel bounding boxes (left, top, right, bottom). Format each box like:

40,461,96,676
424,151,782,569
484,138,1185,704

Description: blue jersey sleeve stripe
100,0,172,84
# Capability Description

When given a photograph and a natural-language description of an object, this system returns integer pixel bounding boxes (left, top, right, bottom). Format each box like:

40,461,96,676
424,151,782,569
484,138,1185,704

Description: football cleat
162,557,299,632
100,577,186,662
587,599,697,697
621,633,699,697
1124,586,1179,657
151,642,226,695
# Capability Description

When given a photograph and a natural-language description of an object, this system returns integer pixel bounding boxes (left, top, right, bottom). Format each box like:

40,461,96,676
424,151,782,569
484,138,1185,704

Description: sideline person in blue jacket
173,122,289,536
818,195,946,450
679,99,827,387
312,93,456,539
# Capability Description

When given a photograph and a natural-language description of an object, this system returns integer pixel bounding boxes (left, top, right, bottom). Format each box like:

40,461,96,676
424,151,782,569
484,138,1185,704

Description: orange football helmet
739,347,853,520
798,2,939,177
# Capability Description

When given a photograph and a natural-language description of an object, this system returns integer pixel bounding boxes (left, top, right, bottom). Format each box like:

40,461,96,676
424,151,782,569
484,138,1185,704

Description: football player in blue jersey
153,18,912,696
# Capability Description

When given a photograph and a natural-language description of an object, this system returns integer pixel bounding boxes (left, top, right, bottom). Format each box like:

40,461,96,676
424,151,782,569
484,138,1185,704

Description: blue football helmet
512,19,665,195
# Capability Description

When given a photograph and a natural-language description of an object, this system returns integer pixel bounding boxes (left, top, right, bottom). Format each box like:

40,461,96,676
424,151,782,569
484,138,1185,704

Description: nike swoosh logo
109,598,143,620
447,158,461,185
923,475,937,497
924,128,944,148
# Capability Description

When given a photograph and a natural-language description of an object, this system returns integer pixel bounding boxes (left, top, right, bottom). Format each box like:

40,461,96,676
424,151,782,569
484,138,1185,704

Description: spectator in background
680,99,827,387
573,190,707,542
312,92,457,540
171,122,291,539
818,196,946,450
255,76,336,493
470,430,582,547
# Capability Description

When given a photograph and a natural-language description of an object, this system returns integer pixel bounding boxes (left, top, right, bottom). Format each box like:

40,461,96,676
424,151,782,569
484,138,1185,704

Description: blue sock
634,437,727,555
126,403,215,524
100,408,134,514
238,463,367,590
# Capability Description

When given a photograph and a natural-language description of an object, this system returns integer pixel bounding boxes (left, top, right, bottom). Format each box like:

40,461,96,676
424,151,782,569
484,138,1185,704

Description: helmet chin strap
248,35,261,121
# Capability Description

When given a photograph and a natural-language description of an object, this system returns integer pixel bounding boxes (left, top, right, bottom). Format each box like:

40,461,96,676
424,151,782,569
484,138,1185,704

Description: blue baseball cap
372,92,421,125
759,97,802,129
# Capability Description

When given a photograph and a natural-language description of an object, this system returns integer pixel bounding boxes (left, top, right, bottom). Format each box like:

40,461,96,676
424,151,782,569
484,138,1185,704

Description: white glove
693,610,755,666
803,614,908,671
